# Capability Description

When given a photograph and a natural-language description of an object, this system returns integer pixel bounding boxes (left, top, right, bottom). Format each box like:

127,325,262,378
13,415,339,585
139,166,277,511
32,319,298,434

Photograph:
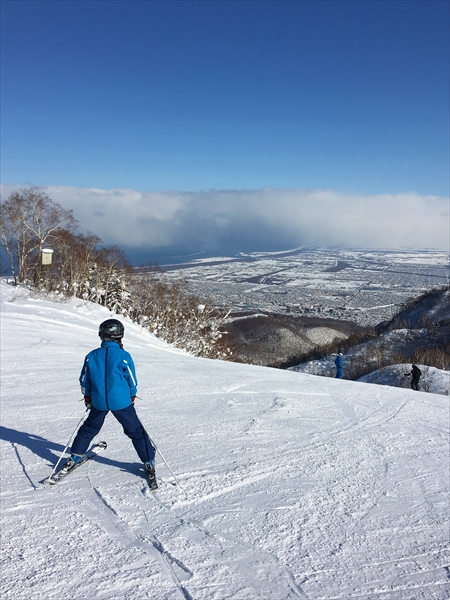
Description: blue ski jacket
79,341,138,411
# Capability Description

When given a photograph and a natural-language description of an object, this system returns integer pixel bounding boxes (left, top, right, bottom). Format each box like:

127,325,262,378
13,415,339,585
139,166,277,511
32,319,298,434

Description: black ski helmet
98,319,124,341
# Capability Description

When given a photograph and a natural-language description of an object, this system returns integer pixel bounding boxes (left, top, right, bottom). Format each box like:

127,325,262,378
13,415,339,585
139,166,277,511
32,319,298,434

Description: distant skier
335,353,343,379
65,319,157,488
404,364,421,391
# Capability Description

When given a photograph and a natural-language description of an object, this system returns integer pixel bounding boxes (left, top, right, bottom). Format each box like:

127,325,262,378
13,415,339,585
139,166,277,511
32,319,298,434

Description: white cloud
1,185,448,258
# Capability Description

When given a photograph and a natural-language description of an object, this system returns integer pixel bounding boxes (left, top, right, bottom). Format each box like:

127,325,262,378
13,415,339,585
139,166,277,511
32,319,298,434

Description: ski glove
131,396,136,404
84,396,92,409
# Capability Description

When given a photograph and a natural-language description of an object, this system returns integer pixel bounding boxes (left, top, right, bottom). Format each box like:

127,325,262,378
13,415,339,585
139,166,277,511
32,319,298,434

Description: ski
44,441,107,485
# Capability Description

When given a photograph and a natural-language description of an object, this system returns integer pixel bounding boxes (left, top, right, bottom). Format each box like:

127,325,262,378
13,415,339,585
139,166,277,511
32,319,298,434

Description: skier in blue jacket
66,319,156,486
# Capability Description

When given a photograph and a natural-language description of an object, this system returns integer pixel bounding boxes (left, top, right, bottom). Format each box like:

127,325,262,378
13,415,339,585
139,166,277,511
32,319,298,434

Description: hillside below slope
289,287,450,385
224,313,364,367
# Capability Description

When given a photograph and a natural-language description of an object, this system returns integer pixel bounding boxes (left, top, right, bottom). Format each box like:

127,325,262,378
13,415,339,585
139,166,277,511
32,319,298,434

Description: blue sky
1,1,449,260
2,0,449,195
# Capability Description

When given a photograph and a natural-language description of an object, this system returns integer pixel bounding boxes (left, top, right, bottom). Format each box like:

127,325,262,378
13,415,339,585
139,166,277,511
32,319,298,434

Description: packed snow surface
1,281,449,600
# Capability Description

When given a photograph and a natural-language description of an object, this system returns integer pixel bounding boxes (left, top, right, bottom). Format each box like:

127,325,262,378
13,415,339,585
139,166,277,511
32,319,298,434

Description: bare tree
0,187,76,285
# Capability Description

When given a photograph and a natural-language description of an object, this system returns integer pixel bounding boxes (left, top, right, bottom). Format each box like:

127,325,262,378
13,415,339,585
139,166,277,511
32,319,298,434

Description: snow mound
358,364,450,396
288,356,334,377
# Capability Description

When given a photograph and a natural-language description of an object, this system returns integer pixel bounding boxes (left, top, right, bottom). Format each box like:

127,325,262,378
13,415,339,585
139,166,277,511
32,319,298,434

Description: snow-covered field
1,281,449,600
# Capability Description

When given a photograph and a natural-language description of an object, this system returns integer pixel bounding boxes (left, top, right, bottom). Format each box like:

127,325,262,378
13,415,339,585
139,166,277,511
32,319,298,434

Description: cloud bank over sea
1,185,448,264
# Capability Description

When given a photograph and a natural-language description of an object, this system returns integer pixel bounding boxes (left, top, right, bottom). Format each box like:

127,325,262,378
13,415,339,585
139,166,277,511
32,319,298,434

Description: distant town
157,248,449,327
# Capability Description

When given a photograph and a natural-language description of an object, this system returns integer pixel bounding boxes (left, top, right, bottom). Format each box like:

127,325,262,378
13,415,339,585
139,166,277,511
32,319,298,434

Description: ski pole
47,407,88,481
149,435,184,489
135,397,184,489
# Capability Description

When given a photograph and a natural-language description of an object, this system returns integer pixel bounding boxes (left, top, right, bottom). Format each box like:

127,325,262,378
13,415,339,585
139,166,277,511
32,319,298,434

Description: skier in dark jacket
66,319,157,487
335,353,343,379
404,364,421,391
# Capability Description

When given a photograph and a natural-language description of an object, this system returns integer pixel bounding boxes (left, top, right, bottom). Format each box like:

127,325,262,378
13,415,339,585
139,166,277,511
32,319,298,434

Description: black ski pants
71,405,155,463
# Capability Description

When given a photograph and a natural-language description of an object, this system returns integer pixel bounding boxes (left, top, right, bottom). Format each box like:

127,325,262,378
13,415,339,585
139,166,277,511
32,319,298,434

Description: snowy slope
1,280,449,600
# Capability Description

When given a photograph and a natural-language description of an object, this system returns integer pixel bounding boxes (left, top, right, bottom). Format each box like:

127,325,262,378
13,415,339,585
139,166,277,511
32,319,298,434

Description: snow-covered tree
128,271,231,359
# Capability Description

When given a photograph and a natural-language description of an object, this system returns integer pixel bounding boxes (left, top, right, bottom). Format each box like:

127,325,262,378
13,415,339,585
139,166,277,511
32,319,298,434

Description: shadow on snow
0,425,144,488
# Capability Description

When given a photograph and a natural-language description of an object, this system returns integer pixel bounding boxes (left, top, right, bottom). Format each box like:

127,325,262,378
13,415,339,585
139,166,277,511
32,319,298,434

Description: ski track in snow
56,467,308,600
1,281,450,600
